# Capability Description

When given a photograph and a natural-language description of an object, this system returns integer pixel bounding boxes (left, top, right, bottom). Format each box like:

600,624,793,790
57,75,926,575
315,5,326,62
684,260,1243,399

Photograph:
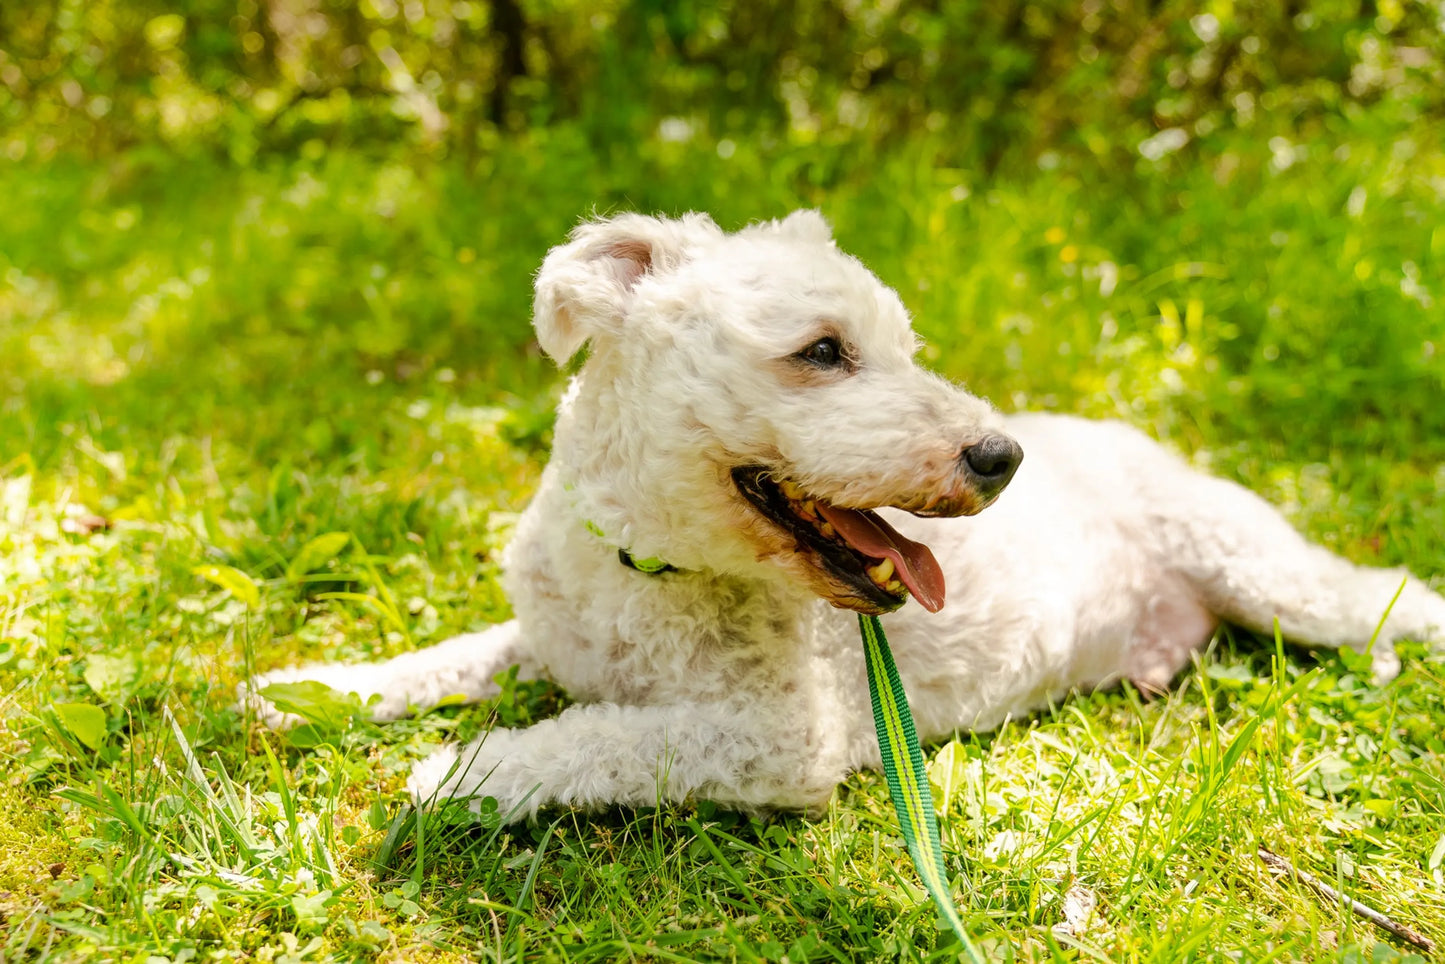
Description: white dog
248,211,1445,819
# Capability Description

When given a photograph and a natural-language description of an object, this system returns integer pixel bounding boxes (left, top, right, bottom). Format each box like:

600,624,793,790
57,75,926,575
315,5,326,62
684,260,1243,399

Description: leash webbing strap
860,613,985,961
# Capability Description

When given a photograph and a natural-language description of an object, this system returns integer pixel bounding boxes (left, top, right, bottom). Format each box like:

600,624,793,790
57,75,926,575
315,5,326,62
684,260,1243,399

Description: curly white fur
245,210,1445,819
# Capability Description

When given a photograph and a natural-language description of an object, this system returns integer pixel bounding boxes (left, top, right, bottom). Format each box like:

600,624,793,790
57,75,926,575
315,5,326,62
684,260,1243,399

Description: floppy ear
532,212,720,365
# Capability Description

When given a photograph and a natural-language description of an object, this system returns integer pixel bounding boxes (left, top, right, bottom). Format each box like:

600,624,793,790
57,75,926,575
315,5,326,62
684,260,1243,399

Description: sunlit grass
1,126,1442,960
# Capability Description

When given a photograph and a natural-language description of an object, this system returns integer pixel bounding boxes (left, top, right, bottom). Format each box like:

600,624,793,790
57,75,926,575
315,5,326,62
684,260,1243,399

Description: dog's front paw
407,744,465,805
407,731,532,818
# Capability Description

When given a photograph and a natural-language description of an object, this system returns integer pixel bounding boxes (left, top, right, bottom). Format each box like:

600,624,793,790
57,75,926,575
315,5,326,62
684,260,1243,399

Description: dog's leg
406,701,837,820
243,620,536,728
1158,473,1445,680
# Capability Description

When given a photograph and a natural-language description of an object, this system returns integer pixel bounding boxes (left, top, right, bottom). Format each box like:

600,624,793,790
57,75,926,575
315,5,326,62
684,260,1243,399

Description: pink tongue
815,503,946,613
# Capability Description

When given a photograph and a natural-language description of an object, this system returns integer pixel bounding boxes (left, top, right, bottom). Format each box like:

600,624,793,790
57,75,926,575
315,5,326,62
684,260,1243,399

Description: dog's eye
798,337,845,368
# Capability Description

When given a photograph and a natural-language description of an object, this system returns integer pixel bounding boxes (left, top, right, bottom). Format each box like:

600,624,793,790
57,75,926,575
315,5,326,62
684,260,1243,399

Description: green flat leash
860,613,986,962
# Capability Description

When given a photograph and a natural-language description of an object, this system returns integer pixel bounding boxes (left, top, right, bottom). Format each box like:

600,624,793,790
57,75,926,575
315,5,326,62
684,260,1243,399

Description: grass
2,122,1443,961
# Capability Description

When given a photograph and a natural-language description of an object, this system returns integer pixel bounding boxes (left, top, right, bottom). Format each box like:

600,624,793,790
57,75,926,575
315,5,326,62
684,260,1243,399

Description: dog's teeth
885,579,903,593
818,521,835,538
780,480,804,500
867,558,895,585
801,499,818,518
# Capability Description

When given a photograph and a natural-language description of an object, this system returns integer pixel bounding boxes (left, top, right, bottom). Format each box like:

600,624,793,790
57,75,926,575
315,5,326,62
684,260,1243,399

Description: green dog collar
582,518,676,575
617,548,676,574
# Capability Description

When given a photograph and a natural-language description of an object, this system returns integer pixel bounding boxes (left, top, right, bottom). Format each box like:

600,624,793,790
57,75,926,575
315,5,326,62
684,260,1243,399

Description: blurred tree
0,0,1440,167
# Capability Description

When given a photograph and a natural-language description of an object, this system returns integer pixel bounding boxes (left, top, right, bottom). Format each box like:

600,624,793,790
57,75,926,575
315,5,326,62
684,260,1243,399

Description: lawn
2,117,1444,960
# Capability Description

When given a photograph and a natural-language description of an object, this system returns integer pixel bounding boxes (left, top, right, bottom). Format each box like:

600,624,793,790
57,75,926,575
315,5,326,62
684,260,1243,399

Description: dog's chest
511,532,819,705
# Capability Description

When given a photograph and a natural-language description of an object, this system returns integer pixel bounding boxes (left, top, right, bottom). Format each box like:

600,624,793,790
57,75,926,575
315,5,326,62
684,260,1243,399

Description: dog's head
536,210,1020,615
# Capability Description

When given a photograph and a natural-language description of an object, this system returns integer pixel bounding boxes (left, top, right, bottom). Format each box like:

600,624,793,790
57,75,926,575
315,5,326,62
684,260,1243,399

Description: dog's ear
740,209,835,246
777,209,834,244
533,213,719,364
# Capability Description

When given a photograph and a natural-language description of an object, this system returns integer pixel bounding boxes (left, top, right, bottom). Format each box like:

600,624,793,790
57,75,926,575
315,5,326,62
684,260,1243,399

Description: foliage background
2,1,1444,961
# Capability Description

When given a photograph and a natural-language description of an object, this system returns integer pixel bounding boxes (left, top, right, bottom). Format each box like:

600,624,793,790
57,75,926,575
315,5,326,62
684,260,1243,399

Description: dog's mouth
731,466,946,615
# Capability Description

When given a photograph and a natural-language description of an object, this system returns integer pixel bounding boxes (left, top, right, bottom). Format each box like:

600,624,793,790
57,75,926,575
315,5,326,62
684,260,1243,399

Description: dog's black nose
960,434,1023,495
